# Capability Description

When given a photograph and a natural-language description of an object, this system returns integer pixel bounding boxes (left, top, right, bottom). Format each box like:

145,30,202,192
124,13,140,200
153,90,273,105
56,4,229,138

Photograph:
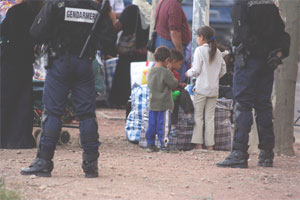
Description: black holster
267,49,283,70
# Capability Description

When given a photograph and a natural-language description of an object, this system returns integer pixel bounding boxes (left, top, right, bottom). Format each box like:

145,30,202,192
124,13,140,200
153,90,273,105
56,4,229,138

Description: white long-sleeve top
186,43,227,97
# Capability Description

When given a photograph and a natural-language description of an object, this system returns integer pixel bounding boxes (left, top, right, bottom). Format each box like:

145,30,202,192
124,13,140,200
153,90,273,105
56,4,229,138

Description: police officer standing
217,0,290,168
21,0,116,178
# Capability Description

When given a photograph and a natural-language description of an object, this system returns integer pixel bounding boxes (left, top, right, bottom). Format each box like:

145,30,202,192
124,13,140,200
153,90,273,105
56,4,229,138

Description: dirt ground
1,108,300,200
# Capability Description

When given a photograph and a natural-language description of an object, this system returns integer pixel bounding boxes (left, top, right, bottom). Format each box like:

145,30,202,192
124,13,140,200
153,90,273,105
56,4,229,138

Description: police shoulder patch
64,7,98,23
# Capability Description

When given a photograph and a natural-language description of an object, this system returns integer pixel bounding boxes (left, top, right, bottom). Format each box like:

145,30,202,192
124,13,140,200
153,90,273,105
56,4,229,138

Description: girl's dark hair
154,46,170,62
197,26,217,63
170,49,184,62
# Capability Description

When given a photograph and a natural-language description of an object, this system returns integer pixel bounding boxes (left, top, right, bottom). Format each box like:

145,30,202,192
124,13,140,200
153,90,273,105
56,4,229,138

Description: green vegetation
0,177,21,200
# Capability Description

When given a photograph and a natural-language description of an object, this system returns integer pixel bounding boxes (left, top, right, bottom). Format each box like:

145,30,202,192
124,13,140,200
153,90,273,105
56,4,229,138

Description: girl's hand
179,83,187,88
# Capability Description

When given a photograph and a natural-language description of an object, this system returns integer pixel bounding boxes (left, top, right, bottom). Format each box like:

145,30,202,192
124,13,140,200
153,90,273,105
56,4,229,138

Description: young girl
185,26,226,150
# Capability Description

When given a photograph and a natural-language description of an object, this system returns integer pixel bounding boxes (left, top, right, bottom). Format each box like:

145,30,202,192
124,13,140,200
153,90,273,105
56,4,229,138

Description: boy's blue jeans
146,110,171,146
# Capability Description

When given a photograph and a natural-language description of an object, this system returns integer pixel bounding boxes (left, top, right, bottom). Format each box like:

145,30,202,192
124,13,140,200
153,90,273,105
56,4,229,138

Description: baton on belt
79,0,108,59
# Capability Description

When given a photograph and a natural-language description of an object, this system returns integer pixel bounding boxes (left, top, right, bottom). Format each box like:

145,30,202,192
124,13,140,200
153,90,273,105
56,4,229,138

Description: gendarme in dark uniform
21,0,116,178
217,0,290,168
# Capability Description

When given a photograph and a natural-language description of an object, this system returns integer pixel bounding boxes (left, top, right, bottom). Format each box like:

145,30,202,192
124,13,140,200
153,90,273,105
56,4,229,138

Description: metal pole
191,0,210,55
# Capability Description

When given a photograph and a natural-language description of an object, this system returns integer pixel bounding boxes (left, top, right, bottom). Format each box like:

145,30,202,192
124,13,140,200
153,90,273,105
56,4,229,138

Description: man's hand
108,11,117,25
179,82,187,88
170,30,183,53
267,49,283,70
276,51,283,58
113,21,122,33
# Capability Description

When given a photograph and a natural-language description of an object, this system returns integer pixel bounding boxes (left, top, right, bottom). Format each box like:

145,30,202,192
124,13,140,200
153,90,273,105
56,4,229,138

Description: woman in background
109,4,149,108
0,0,44,148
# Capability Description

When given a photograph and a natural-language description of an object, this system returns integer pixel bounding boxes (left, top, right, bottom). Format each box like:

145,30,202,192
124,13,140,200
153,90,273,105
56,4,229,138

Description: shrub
0,177,21,200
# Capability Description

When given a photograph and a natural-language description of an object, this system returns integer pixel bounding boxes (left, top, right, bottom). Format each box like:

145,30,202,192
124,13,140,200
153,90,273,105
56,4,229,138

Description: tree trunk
0,46,2,147
147,0,160,61
274,0,300,156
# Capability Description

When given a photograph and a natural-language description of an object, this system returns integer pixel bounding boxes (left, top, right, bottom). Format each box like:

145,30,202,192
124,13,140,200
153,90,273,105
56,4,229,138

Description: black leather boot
82,160,98,178
20,158,53,177
21,132,56,177
82,152,99,178
258,150,274,167
217,150,249,168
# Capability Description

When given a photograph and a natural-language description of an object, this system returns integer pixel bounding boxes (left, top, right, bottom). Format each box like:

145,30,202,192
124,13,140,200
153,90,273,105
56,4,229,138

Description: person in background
95,0,117,26
154,0,191,82
168,49,194,131
0,0,44,149
109,5,149,108
132,0,151,30
218,45,234,100
186,26,226,150
95,0,117,61
146,46,178,152
109,0,124,19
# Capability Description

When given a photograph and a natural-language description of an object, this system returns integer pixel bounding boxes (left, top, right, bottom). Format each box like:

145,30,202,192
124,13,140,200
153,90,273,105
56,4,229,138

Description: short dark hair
170,49,184,62
154,46,170,62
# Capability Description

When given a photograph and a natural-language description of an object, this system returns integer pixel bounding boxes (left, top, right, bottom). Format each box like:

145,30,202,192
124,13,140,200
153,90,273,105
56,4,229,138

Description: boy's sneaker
187,116,195,125
160,146,169,152
146,144,159,153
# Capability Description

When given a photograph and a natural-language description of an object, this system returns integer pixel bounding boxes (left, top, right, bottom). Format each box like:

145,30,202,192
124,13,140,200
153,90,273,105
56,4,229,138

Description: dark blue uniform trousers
232,56,275,151
39,54,100,161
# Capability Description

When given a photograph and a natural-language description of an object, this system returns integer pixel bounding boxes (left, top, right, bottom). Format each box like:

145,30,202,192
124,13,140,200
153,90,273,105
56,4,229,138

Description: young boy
168,49,195,128
146,46,178,152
